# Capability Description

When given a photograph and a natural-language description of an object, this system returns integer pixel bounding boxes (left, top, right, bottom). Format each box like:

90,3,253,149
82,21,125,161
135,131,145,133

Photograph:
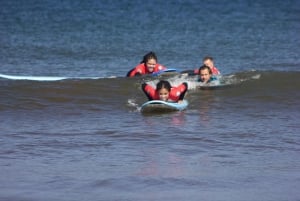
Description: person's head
141,51,158,73
156,80,171,101
203,56,214,69
198,65,212,83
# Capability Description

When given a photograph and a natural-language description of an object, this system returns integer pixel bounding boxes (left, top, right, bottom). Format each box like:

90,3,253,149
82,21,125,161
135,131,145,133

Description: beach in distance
1,0,300,201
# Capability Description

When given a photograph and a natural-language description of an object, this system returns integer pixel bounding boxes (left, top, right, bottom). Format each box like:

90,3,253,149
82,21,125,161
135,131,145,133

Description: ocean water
1,0,300,201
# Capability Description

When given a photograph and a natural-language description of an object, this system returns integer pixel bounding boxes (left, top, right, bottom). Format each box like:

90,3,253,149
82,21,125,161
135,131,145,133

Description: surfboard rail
141,100,188,113
151,68,178,76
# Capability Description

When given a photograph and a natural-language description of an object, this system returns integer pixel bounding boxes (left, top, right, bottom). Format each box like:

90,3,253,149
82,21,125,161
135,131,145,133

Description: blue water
1,0,300,201
1,0,299,77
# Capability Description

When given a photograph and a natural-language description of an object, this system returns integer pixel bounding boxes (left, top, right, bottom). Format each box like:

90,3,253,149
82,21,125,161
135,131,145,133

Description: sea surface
1,0,300,201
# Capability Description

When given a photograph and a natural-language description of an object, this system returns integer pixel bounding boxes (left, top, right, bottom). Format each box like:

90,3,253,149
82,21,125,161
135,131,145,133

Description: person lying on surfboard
198,65,220,85
142,80,188,103
126,51,167,77
196,56,220,75
181,56,221,76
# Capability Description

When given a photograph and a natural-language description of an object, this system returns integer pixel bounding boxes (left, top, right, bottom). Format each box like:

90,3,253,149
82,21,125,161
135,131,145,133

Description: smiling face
158,88,170,101
145,58,157,73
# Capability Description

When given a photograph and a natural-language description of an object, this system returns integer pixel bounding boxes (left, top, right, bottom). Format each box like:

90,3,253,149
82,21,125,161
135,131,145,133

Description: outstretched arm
141,83,154,101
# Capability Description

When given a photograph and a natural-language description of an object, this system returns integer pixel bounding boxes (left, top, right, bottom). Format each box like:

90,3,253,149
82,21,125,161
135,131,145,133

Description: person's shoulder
172,82,188,91
127,63,145,77
212,66,221,75
135,63,147,73
181,82,188,88
135,63,145,68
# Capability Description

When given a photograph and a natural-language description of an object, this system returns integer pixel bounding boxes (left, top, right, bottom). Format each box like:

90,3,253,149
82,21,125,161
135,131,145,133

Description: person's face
158,88,169,101
200,69,211,83
146,58,157,72
203,59,214,69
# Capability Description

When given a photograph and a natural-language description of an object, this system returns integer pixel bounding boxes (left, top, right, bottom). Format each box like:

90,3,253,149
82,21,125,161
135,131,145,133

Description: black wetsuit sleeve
178,82,188,100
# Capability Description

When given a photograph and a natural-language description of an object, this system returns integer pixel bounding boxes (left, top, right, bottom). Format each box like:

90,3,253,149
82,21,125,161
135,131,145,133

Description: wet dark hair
198,65,212,75
140,51,158,64
156,80,171,92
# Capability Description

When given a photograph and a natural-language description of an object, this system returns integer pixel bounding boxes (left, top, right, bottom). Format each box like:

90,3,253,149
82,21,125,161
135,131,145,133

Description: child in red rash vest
142,80,188,103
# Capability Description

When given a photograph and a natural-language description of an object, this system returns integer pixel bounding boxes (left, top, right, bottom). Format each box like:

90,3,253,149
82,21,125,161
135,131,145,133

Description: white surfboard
0,73,103,81
0,73,68,81
141,100,188,113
